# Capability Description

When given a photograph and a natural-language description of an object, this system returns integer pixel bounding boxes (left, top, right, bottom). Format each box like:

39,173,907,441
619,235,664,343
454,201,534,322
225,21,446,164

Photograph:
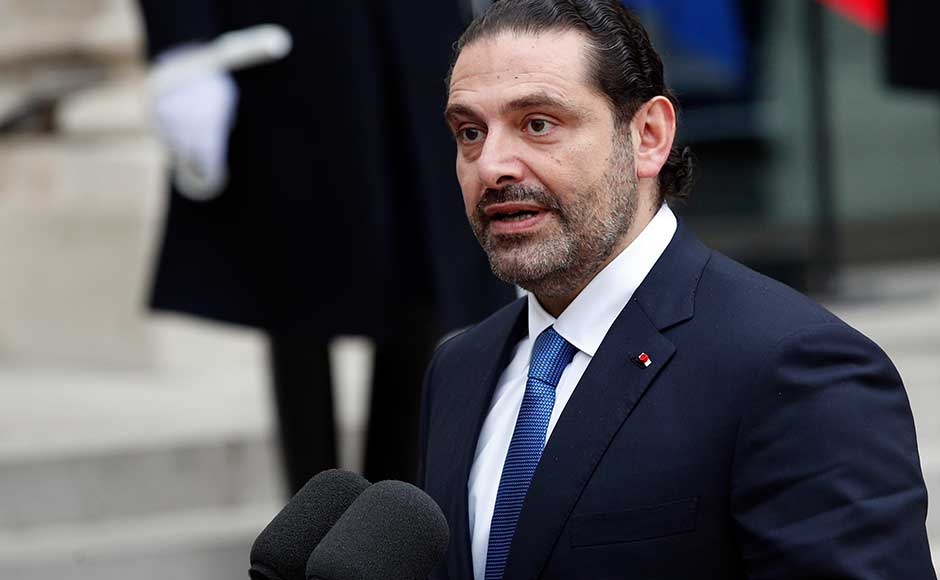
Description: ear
630,96,676,180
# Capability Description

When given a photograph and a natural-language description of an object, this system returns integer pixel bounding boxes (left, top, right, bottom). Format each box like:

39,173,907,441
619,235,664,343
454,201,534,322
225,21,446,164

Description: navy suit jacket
418,223,936,579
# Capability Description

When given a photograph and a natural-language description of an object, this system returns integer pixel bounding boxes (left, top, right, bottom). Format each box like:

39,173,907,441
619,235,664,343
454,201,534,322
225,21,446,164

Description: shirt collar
526,203,678,356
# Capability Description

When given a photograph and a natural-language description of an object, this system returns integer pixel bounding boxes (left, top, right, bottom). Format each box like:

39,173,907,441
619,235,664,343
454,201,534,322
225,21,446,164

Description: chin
488,250,566,289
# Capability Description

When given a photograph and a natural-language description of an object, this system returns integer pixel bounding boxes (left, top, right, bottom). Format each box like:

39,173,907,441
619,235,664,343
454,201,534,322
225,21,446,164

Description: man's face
446,29,639,299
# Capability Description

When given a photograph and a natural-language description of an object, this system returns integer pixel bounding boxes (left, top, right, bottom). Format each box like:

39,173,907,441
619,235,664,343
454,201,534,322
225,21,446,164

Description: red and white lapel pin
632,352,652,368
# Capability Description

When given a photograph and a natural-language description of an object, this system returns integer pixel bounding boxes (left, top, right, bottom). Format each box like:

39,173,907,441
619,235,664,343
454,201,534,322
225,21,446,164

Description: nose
476,127,525,190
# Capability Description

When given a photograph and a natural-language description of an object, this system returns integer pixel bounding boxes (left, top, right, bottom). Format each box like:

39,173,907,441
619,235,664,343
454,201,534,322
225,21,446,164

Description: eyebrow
444,91,588,126
500,92,584,117
444,103,480,126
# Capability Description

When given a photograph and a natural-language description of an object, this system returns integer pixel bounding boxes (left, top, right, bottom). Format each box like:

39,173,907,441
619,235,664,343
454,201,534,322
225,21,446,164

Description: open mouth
493,209,540,222
483,204,548,235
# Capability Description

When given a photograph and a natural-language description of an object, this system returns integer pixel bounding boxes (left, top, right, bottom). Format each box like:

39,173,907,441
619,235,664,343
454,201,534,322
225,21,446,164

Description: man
418,1,936,578
137,0,512,493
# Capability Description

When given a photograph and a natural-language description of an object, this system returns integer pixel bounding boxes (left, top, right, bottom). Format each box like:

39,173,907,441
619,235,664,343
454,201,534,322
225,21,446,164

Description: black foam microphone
306,480,450,580
250,469,371,580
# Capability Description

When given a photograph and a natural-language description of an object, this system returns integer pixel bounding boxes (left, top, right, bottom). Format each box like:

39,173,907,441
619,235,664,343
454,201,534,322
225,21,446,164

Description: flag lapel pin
632,352,652,368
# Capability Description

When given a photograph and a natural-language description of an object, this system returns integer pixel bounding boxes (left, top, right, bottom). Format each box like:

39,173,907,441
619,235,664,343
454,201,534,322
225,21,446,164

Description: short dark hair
450,0,695,205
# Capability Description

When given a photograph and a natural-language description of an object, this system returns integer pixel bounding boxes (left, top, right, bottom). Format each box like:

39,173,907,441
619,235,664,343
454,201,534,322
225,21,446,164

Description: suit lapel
501,223,711,580
500,300,673,579
441,298,528,580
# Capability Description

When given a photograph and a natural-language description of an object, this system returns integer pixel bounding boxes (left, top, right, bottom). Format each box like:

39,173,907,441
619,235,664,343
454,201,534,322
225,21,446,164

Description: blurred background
0,0,937,578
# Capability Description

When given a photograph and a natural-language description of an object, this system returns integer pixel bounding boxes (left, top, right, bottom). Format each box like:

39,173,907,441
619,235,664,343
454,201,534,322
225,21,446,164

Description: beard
468,139,639,299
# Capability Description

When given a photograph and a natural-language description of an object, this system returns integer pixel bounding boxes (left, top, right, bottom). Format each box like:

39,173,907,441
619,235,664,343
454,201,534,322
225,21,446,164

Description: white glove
152,45,239,202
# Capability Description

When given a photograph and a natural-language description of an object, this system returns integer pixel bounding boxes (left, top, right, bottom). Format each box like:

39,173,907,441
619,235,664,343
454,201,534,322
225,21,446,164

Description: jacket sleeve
138,0,219,59
731,322,936,579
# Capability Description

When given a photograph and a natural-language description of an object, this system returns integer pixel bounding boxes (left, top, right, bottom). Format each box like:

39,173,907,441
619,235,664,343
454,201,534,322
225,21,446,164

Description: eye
458,127,485,144
526,118,556,136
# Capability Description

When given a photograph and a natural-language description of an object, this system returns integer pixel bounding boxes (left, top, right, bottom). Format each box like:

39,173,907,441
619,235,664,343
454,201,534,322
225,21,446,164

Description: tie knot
528,327,577,387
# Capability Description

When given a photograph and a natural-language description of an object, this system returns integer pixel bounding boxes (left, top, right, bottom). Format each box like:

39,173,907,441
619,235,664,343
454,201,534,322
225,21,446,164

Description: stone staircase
0,317,281,580
0,315,376,580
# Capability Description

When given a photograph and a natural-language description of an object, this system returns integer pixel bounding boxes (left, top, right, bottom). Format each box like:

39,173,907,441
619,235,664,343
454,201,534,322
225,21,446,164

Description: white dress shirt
467,204,678,579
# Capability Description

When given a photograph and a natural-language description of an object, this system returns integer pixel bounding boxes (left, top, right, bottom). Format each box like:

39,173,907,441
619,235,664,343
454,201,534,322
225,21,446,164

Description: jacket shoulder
697,250,842,337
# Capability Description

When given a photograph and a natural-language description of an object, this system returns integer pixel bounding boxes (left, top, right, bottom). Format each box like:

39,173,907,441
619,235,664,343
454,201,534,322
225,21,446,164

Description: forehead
448,29,600,111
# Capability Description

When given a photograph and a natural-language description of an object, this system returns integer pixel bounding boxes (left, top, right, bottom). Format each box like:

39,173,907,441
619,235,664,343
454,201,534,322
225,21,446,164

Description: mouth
483,202,549,234
493,209,540,221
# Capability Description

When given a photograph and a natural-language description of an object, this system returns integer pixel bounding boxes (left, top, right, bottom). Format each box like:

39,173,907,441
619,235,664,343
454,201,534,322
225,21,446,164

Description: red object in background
816,0,886,31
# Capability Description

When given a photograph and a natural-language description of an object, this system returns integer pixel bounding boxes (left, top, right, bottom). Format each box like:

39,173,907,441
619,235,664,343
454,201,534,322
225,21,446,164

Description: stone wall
0,0,142,64
0,0,166,365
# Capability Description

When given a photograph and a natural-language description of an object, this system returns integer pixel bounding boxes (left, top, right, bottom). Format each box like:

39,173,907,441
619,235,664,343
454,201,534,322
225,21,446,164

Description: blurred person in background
138,0,512,494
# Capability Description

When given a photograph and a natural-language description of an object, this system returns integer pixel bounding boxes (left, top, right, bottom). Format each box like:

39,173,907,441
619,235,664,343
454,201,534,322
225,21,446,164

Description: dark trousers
268,315,435,494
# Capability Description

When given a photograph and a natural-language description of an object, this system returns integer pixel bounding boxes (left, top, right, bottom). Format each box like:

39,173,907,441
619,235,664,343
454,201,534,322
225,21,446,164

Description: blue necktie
484,327,577,580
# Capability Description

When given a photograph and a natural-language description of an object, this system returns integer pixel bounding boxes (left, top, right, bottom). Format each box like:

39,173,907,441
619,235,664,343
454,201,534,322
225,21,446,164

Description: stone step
0,502,280,580
0,313,277,530
0,367,281,530
0,316,373,530
0,433,282,532
826,261,940,355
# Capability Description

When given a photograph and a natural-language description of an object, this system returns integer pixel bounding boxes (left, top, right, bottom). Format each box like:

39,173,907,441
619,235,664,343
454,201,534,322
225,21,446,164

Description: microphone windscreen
250,469,371,580
305,480,450,580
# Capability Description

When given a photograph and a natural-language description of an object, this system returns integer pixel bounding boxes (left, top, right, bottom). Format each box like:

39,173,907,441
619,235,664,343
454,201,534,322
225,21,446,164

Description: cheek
456,158,479,214
529,151,592,196
556,143,613,187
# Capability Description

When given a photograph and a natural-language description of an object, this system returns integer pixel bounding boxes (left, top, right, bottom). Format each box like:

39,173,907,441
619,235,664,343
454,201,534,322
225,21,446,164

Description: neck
534,201,660,317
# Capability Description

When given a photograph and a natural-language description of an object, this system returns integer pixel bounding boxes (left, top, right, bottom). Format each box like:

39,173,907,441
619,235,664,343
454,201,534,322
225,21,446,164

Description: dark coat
419,223,935,579
139,0,512,338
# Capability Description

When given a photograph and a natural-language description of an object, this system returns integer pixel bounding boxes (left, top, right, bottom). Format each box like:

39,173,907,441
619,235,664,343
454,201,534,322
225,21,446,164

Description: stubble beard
470,140,639,299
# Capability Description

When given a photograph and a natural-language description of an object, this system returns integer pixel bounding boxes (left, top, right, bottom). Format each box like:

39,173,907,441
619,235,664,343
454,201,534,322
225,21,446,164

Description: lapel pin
632,352,652,368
